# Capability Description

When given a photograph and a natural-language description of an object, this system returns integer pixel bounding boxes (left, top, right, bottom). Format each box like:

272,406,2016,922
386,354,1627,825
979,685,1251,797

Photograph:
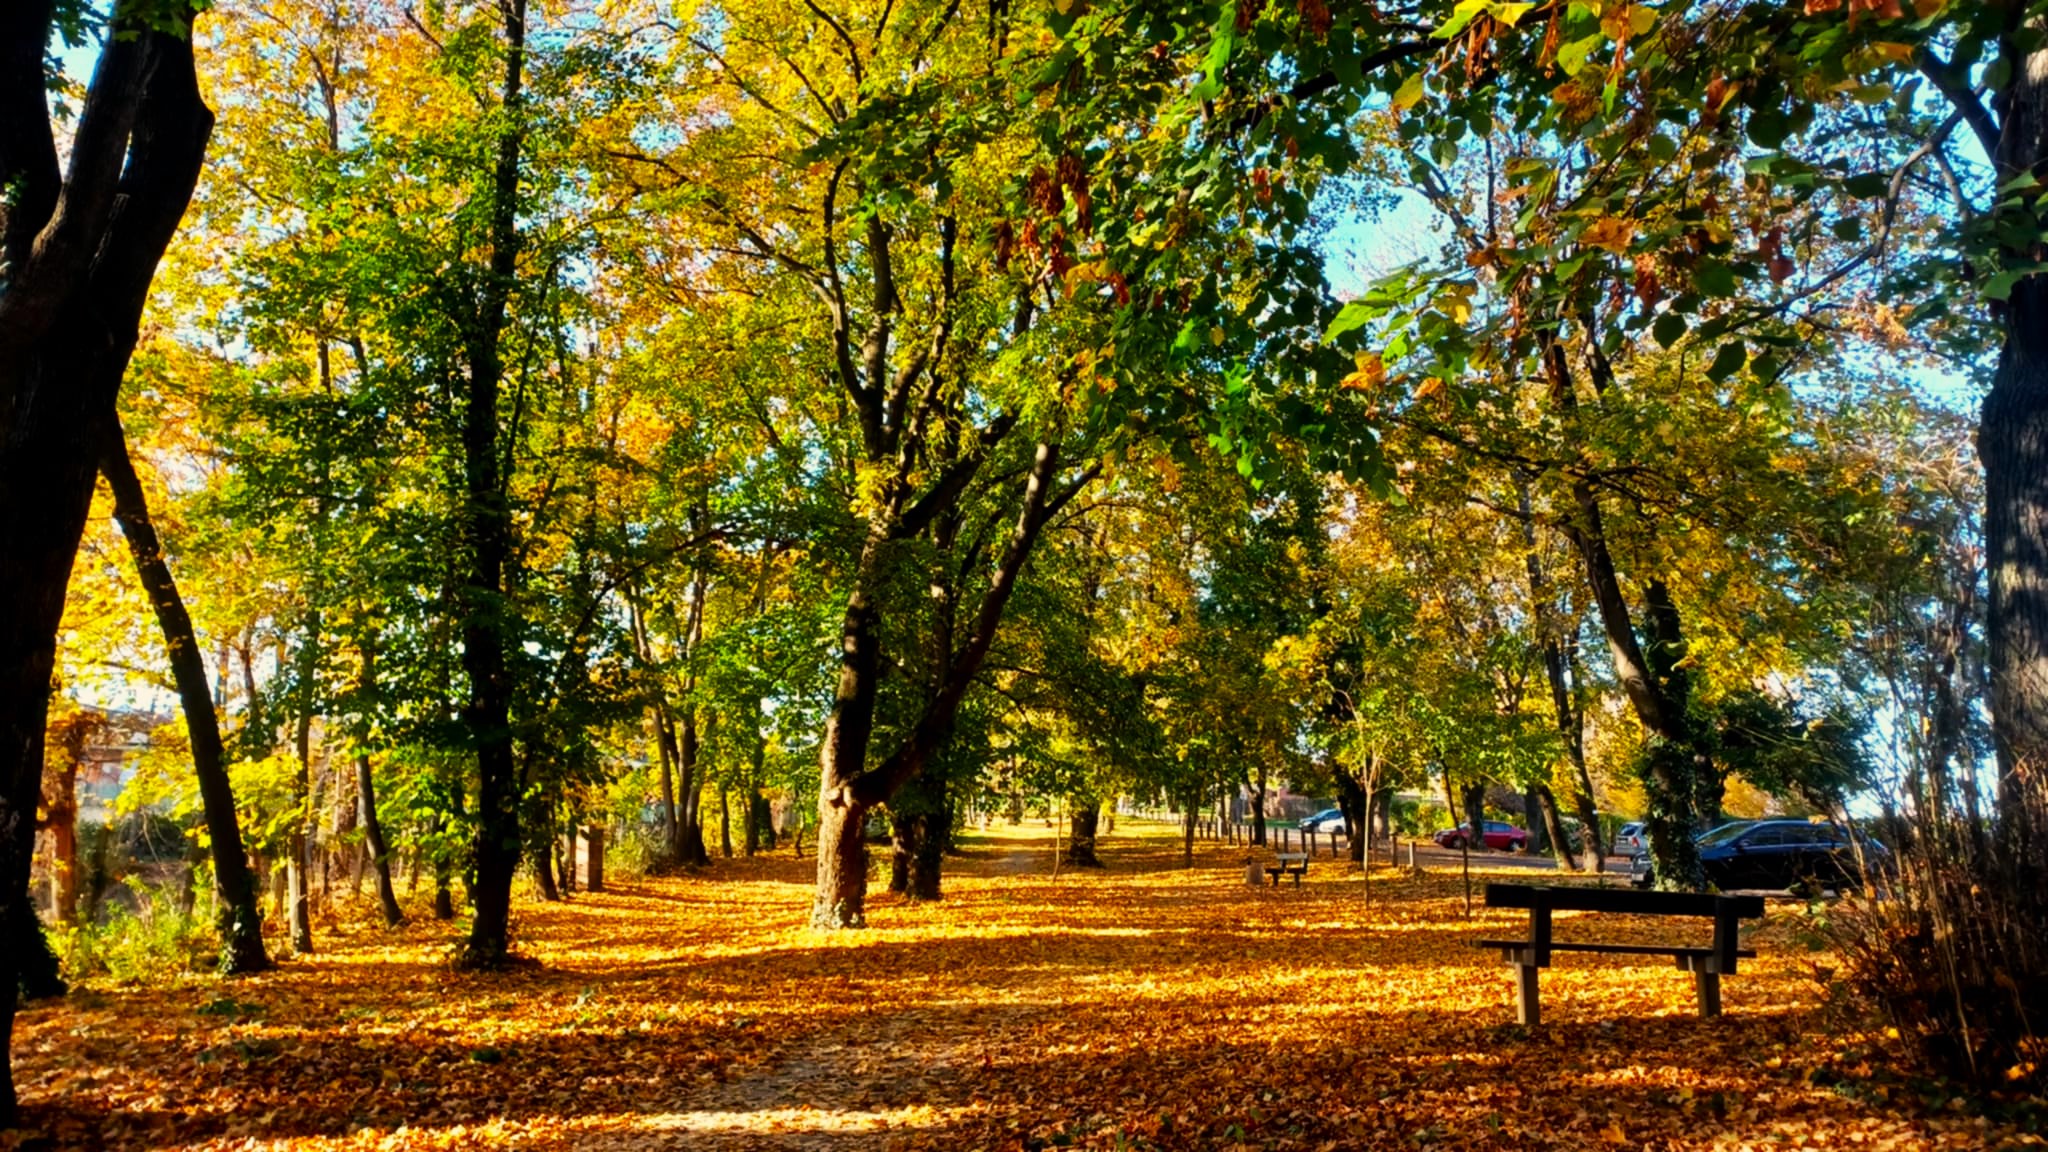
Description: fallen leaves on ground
6,822,2039,1150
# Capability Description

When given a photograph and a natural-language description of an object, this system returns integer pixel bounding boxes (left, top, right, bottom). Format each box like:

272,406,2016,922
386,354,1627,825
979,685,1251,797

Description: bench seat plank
1474,940,1757,960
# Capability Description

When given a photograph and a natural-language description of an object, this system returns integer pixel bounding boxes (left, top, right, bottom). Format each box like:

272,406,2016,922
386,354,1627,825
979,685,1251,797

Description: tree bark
1461,782,1488,852
1532,784,1575,869
289,646,316,955
719,785,733,858
1251,764,1267,846
531,800,560,901
812,439,1080,926
456,0,528,970
1067,797,1103,868
0,7,217,1117
40,712,95,923
101,422,270,971
356,753,403,926
1982,38,2048,853
1543,333,1703,888
1335,771,1367,864
1519,490,1604,869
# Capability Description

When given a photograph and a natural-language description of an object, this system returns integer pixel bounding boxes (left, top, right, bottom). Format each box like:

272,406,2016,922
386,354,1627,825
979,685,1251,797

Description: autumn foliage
6,824,2027,1150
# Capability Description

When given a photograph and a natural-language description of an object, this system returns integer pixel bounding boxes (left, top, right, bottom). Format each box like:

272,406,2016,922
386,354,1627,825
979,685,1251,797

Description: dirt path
619,1008,970,1150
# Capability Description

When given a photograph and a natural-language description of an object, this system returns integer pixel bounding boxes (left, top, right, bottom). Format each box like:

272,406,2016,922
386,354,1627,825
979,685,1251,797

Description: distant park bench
1474,882,1764,1025
1265,852,1309,887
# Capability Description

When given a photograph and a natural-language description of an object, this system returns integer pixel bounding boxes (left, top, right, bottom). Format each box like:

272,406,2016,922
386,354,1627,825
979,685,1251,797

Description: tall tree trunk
719,785,733,858
1335,771,1367,864
628,594,682,864
652,706,683,865
813,796,870,927
0,10,217,1117
531,800,560,901
811,440,1081,927
674,556,711,867
1543,329,1703,889
1462,782,1488,852
1562,482,1703,887
1519,492,1604,869
101,427,271,969
1532,784,1575,870
889,768,948,899
457,0,528,970
1982,41,2048,851
1067,796,1103,868
356,753,402,927
289,642,317,955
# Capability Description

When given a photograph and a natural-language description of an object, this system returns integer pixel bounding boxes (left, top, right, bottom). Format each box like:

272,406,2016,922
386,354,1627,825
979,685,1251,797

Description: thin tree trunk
1533,784,1575,870
290,687,315,955
101,424,271,969
532,800,560,901
719,785,733,859
1251,765,1267,846
455,0,527,971
356,753,402,926
674,525,713,867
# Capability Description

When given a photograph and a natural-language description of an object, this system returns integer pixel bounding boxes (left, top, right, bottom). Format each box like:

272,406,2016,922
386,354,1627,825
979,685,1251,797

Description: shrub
53,877,214,987
1826,772,2047,1095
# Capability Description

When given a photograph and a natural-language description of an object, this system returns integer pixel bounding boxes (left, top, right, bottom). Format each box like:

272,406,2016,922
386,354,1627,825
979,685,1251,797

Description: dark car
1433,821,1528,851
1631,819,1887,892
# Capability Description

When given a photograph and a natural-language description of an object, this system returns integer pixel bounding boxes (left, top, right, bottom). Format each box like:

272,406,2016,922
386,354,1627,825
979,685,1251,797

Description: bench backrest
1485,883,1763,919
1486,882,1762,971
1276,853,1308,864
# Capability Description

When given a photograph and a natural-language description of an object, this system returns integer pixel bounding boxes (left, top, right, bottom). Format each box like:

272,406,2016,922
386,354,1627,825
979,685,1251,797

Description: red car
1433,821,1529,851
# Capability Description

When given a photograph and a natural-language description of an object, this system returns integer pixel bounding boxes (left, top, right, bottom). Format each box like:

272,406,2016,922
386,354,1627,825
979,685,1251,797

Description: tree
100,422,272,972
0,0,214,1119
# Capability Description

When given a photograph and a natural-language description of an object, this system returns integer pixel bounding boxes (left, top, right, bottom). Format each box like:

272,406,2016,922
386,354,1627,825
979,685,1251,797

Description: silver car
1616,821,1647,857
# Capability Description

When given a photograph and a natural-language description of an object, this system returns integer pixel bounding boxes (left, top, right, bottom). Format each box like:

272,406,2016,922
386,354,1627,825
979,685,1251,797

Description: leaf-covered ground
10,821,2036,1150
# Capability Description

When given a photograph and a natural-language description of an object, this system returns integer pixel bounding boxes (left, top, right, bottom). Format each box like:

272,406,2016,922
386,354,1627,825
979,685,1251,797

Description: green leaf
1555,33,1603,77
1323,300,1379,344
1706,340,1747,383
1982,266,2044,301
1841,172,1889,198
1694,259,1739,298
1652,312,1687,349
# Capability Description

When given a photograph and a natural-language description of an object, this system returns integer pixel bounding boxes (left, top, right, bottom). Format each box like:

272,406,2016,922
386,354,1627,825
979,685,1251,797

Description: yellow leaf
1582,215,1635,255
1392,71,1427,114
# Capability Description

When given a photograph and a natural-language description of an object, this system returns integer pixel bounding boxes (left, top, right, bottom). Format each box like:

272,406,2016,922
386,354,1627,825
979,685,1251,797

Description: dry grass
7,820,2029,1150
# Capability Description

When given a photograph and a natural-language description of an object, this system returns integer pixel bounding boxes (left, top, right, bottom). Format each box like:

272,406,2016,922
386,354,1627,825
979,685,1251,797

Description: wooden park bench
1474,882,1764,1026
1265,852,1309,887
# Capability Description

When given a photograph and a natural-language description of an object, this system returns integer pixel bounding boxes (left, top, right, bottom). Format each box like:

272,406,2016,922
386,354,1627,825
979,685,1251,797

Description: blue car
1298,808,1346,834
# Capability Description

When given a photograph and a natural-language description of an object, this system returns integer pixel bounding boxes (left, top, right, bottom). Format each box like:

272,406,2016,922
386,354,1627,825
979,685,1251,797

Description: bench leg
1514,964,1541,1027
1695,971,1722,1018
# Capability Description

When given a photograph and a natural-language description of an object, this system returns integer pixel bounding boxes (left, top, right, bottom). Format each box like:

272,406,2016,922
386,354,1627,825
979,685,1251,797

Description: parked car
1630,819,1889,891
1298,808,1345,835
1433,821,1529,851
1616,821,1647,857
